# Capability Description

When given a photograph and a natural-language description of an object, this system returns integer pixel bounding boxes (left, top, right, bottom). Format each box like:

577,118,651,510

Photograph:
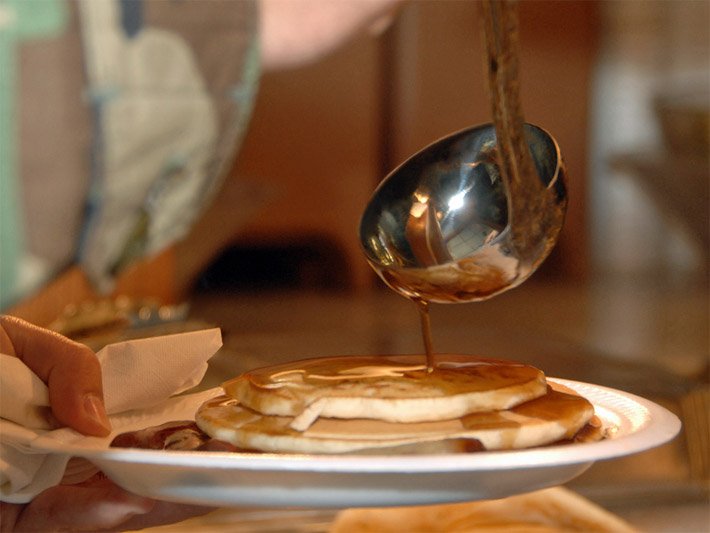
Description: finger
77,474,214,531
114,500,213,531
0,315,111,436
0,323,15,356
13,476,211,533
0,502,24,531
77,475,213,531
12,481,155,532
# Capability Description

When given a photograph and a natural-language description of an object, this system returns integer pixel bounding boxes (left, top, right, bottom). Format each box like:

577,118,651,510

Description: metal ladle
359,0,567,306
359,121,566,304
359,1,567,367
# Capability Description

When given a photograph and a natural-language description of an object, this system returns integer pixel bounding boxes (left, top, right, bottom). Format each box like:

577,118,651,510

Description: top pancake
222,355,547,430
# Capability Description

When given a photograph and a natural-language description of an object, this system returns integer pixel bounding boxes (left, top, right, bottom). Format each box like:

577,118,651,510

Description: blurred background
10,0,708,321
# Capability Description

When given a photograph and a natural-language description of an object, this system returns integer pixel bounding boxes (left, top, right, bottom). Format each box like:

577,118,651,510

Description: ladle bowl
359,122,567,304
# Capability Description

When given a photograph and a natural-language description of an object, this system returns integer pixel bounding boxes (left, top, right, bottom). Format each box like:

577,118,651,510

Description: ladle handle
481,0,549,263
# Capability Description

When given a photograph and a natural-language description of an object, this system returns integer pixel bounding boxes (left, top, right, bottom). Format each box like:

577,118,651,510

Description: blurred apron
0,0,259,308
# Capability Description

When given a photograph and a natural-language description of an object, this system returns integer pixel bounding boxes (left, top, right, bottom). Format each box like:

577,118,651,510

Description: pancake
195,385,596,454
222,355,548,431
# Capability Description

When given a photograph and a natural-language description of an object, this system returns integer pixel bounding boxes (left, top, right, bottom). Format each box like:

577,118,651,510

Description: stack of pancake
196,355,603,454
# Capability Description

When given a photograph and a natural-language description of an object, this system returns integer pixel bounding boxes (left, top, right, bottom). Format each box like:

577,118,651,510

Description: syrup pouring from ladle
359,0,568,370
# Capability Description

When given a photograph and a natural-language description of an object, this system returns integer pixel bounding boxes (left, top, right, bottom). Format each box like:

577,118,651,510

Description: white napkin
0,328,222,503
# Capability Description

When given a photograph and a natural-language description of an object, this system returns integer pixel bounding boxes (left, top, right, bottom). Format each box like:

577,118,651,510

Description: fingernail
83,393,112,433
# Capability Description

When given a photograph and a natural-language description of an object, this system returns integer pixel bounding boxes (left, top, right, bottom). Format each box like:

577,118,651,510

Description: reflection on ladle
405,195,452,267
359,0,568,370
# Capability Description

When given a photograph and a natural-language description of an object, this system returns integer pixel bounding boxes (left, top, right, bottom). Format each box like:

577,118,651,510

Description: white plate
28,379,681,508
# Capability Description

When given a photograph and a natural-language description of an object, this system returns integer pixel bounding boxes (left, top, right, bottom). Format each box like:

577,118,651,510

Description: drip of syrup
415,299,435,372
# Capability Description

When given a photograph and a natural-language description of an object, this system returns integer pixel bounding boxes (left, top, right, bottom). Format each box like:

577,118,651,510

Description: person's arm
259,0,403,71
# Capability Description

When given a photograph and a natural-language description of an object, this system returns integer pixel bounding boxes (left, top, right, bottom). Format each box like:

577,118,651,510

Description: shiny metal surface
359,123,567,303
360,1,567,304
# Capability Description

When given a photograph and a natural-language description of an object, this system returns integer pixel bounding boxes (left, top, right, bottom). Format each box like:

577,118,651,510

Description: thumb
1,315,111,436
